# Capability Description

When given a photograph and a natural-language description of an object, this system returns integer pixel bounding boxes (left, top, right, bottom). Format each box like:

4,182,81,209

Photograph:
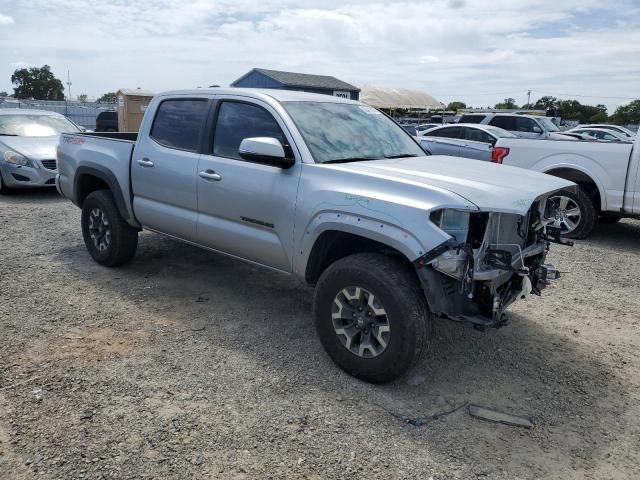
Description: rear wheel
81,190,138,266
547,188,596,239
313,252,431,383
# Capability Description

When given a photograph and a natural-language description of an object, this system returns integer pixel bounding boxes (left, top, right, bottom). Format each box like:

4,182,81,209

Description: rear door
419,126,464,156
131,97,210,241
195,97,302,271
459,127,495,160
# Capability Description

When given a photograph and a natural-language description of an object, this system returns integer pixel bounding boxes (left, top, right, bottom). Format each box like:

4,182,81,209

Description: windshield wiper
0,133,18,136
322,157,379,164
384,153,419,159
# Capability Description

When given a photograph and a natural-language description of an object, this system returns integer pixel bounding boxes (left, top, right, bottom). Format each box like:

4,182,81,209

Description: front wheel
81,190,138,266
313,253,431,383
547,188,596,239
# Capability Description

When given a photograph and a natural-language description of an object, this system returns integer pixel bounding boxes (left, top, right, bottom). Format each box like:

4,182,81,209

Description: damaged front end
415,198,570,329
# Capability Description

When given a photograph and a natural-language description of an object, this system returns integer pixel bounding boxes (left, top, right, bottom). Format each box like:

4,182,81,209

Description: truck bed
76,131,139,142
57,131,139,225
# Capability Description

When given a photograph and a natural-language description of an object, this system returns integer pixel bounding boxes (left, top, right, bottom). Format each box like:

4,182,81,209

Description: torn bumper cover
415,199,566,328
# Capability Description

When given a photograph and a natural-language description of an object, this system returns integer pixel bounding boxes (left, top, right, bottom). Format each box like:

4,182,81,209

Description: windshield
283,102,426,163
538,117,559,132
0,114,81,136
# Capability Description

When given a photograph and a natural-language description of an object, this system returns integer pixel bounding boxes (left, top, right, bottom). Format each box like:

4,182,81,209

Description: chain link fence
0,99,116,130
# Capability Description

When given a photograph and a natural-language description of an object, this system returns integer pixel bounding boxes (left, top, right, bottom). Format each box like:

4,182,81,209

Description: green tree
611,100,640,124
10,65,64,100
590,111,608,123
78,94,88,102
446,101,466,111
495,97,518,109
533,96,557,109
556,100,608,123
97,91,117,103
0,91,8,97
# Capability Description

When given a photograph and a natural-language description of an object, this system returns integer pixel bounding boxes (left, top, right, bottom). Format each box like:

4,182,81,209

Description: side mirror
239,137,294,168
533,125,543,134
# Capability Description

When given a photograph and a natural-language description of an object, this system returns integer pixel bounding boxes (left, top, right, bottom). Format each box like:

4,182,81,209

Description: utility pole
527,89,531,108
66,70,72,101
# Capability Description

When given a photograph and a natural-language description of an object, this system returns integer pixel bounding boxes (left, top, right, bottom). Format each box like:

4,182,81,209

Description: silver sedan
0,109,82,193
418,123,516,161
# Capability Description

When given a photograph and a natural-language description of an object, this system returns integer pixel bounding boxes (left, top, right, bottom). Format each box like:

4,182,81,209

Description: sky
1,0,639,113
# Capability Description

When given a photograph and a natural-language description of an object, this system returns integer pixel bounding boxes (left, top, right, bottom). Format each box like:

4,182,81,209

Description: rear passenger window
488,116,515,130
515,117,537,132
426,126,461,139
463,128,494,144
213,102,287,160
458,115,485,124
150,99,208,151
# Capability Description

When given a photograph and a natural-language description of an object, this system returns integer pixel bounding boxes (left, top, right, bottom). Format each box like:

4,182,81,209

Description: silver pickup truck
56,88,573,383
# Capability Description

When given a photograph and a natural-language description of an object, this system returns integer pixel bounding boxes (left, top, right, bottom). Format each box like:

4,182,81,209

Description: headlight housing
3,150,34,167
430,209,470,243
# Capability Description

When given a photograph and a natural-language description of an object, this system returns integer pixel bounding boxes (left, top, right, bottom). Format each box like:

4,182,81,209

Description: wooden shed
116,88,155,132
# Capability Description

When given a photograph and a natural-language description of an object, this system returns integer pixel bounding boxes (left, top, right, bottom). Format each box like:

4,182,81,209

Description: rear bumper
0,162,57,188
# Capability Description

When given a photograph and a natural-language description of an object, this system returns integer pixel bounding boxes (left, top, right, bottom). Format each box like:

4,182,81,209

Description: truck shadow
581,218,640,254
55,231,623,476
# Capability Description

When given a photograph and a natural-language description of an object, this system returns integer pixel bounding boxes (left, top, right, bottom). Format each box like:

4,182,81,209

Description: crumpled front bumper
415,204,565,328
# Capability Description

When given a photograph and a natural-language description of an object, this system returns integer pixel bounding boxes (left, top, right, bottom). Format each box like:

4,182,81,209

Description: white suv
457,113,564,139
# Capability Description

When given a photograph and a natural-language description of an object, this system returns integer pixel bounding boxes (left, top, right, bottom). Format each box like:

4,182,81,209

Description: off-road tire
313,252,431,383
81,190,138,266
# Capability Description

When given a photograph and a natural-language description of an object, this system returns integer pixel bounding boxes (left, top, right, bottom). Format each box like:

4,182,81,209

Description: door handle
137,158,154,167
199,170,222,181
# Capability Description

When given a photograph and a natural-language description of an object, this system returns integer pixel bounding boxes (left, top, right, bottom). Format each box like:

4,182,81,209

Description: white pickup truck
56,88,573,383
493,135,640,238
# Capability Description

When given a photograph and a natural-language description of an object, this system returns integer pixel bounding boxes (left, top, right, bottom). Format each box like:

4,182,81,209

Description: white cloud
10,61,34,68
0,12,14,24
0,0,638,111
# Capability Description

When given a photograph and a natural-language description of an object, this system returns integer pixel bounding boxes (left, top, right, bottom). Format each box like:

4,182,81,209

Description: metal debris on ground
468,404,534,429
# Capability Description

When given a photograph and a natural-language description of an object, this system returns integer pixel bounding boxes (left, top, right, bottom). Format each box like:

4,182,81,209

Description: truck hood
0,135,58,160
326,155,575,215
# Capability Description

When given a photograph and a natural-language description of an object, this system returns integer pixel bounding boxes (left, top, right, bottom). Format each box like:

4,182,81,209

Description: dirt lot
1,190,639,479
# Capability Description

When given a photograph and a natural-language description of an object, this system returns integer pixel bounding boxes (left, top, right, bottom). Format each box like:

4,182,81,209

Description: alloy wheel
88,208,111,251
331,287,391,358
548,195,582,234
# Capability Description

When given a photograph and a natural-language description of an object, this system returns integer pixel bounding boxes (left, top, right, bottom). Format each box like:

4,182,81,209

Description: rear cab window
150,99,209,151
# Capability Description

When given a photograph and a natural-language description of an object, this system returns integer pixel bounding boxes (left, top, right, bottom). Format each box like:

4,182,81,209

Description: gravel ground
1,189,639,479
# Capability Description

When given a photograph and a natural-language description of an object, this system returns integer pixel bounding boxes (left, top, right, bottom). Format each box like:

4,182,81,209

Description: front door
131,98,210,241
196,98,301,272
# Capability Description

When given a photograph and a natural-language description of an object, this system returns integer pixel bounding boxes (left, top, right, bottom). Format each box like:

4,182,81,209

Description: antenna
66,69,72,101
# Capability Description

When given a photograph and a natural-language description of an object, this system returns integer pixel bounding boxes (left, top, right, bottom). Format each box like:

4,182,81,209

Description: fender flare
534,160,607,210
74,163,134,224
295,210,438,277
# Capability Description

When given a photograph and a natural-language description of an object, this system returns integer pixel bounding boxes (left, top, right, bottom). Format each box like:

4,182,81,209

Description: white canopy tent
359,86,441,110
